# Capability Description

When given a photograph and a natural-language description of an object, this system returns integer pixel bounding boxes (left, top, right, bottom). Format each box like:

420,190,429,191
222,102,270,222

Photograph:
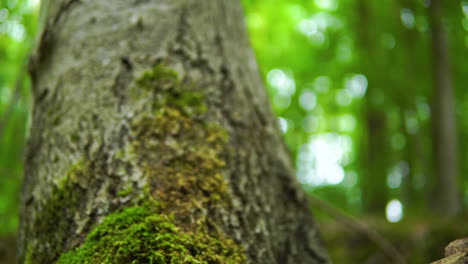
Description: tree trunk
18,0,330,263
356,0,389,215
429,0,460,216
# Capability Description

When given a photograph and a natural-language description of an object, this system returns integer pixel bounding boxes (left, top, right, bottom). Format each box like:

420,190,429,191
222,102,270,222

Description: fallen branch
309,195,405,264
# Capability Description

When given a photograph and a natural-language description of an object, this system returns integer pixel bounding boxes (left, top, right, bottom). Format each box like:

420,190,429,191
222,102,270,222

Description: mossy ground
54,65,246,263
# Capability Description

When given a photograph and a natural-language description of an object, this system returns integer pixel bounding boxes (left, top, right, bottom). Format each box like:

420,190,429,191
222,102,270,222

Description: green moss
63,159,85,184
117,186,134,197
115,149,125,159
132,107,230,216
135,65,208,116
136,65,179,89
26,161,89,263
165,91,208,116
24,244,33,264
70,134,81,143
56,200,245,264
49,65,246,263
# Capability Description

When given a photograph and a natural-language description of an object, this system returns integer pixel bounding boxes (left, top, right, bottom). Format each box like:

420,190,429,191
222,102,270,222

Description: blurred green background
0,0,467,263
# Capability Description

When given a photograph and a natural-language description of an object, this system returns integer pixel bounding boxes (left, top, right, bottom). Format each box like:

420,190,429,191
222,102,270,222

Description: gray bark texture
18,0,330,263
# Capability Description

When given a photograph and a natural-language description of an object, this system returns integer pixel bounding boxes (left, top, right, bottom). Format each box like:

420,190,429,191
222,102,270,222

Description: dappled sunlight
400,8,416,29
0,16,25,41
278,117,288,134
387,161,410,189
386,199,404,223
267,69,296,96
299,89,317,111
336,114,356,132
243,0,468,261
345,75,367,99
297,133,352,187
313,76,331,93
315,0,338,11
28,0,40,9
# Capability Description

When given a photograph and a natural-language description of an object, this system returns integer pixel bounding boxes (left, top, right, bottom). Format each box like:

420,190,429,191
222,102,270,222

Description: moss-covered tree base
20,0,330,263
57,200,245,264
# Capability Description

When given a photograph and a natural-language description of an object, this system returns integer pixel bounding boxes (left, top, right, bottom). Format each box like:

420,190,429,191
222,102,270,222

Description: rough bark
429,0,460,216
18,0,330,263
432,238,468,264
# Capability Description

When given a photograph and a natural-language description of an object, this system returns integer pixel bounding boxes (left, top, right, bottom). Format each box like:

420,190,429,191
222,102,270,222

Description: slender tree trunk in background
399,108,415,207
397,0,425,211
362,104,389,214
429,0,460,216
356,0,389,216
18,0,330,263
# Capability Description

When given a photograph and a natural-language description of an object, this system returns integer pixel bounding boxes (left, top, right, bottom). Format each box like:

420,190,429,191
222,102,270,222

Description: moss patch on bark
135,65,207,116
56,200,245,264
24,160,91,264
53,65,246,263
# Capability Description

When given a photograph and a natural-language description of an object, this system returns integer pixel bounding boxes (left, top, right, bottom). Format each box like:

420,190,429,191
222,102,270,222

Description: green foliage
242,0,467,262
0,0,38,236
57,201,245,264
242,0,466,211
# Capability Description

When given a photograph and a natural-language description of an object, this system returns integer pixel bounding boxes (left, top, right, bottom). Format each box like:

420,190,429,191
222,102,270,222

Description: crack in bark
29,0,81,80
111,57,134,112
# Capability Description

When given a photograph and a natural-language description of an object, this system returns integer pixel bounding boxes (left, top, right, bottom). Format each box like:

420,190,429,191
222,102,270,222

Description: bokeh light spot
299,90,317,111
278,117,289,134
401,8,415,29
314,76,331,93
386,199,404,223
315,0,338,11
336,89,352,106
302,115,319,133
297,133,352,186
267,69,296,96
346,74,368,98
338,114,356,132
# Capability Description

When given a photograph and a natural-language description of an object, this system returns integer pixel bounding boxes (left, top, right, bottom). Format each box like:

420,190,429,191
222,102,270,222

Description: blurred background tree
0,0,37,262
0,0,466,263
